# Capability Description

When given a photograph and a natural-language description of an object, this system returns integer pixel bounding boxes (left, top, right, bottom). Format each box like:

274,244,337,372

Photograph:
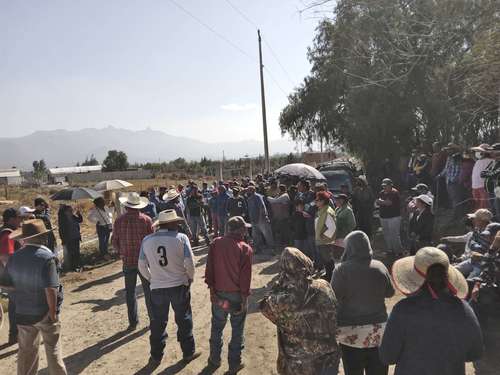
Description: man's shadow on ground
39,327,148,375
71,287,145,313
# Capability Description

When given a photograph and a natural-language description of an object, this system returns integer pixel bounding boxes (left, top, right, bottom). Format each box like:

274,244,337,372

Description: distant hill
0,127,296,169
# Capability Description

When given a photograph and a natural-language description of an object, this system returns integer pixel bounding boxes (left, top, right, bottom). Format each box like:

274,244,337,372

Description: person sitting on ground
333,193,356,248
260,247,340,375
140,191,157,220
205,216,253,374
408,195,434,255
379,247,483,375
441,208,493,278
331,231,394,375
1,219,68,375
34,198,57,252
88,197,114,258
315,191,337,281
138,210,199,367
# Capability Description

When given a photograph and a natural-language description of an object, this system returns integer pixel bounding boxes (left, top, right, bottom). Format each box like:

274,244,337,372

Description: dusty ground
1,242,498,375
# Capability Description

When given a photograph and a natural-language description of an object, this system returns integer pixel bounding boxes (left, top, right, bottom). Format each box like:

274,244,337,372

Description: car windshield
321,170,352,193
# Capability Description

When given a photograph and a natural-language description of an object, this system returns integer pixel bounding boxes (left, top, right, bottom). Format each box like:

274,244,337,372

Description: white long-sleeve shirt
88,206,114,226
138,229,195,290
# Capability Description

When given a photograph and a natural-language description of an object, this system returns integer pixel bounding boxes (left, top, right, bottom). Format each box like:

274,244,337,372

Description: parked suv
318,160,361,193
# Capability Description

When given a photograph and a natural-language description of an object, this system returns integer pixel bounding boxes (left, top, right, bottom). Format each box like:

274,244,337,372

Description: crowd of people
0,142,499,374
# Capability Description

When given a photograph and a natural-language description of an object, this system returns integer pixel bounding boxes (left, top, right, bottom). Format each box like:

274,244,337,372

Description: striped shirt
138,229,195,290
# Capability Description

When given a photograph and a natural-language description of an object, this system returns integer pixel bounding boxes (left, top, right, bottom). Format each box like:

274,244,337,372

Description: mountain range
0,127,296,169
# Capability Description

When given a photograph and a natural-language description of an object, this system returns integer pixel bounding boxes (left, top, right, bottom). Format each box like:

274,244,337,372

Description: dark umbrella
50,187,102,201
275,163,326,181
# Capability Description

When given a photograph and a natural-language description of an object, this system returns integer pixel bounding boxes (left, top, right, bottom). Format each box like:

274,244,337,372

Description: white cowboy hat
415,194,433,206
392,247,468,299
118,192,149,209
162,189,180,203
153,209,185,227
470,143,490,152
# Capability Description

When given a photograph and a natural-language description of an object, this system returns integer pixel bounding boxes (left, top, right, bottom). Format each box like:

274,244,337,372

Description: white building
48,165,103,184
0,168,22,185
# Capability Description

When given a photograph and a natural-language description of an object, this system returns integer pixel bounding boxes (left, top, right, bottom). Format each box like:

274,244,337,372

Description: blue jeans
96,224,111,255
149,285,195,360
123,266,153,326
456,259,482,280
209,292,246,368
188,216,208,239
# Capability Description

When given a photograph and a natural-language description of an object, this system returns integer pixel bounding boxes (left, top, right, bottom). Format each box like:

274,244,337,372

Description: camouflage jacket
261,277,340,375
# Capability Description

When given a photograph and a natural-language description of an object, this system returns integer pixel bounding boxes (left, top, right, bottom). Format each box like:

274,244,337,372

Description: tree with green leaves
102,150,129,171
81,154,99,166
281,0,499,180
32,159,47,181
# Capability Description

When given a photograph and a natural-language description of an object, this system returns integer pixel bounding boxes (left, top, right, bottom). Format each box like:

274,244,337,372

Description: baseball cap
34,197,48,207
411,183,429,192
2,208,19,223
227,216,251,232
381,178,393,186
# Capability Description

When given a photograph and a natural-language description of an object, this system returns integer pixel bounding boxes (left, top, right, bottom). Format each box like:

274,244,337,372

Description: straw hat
415,194,433,206
153,209,185,227
392,247,468,299
10,219,53,241
162,189,180,203
467,208,493,222
118,192,149,209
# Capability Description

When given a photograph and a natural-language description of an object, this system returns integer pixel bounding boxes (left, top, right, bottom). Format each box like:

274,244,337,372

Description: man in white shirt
470,144,494,210
138,209,200,366
87,197,114,257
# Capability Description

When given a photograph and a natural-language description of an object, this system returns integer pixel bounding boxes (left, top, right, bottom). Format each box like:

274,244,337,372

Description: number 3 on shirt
157,246,168,266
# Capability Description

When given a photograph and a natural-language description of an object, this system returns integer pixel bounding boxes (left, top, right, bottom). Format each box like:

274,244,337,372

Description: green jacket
335,205,356,239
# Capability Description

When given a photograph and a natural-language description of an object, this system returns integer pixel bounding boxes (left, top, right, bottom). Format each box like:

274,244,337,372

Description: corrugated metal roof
48,165,102,175
0,169,21,178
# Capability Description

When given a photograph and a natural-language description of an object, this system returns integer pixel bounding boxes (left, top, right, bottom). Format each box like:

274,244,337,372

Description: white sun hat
415,194,433,206
163,189,180,203
392,247,468,299
118,192,149,209
153,209,185,227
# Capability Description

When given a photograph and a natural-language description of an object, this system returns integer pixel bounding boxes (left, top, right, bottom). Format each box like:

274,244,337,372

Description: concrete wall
66,169,154,183
0,176,23,185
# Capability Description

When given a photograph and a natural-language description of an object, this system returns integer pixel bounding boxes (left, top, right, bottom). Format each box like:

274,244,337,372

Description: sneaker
227,363,245,374
182,351,202,363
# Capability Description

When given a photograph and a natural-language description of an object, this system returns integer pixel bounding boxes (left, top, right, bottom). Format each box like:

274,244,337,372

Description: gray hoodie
331,230,395,326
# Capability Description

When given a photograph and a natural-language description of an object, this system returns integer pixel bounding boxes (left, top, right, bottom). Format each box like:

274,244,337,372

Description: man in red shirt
205,216,253,374
0,208,22,344
112,193,154,331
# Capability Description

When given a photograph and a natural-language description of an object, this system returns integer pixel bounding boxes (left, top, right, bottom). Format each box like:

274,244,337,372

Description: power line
168,0,256,62
264,67,289,96
224,0,295,86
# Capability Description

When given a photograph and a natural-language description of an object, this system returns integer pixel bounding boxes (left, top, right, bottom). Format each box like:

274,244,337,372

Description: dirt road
0,244,496,374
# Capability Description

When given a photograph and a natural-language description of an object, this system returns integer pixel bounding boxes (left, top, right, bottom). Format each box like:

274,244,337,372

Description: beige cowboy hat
118,192,149,209
153,209,185,227
470,143,490,152
392,247,468,299
10,219,53,241
467,208,493,222
415,194,433,206
162,189,180,203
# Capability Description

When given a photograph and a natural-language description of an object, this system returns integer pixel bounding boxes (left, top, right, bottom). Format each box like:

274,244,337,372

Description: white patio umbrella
94,179,133,192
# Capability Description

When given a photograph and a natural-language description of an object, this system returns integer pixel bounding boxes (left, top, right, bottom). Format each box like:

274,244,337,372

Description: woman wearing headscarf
331,231,394,375
260,247,340,375
379,247,483,375
315,191,337,281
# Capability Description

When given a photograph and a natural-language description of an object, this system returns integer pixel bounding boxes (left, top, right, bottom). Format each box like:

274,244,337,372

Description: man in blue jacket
246,182,274,253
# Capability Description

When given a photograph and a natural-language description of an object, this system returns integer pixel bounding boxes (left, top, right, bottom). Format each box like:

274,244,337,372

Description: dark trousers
341,344,388,375
65,239,81,271
96,225,111,256
123,266,153,326
8,293,17,338
149,285,195,360
209,291,246,368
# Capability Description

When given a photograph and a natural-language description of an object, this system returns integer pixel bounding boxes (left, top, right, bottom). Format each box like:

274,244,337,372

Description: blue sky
0,1,322,143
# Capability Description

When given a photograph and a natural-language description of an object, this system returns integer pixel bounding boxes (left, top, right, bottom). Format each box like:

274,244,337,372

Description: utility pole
258,29,270,174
